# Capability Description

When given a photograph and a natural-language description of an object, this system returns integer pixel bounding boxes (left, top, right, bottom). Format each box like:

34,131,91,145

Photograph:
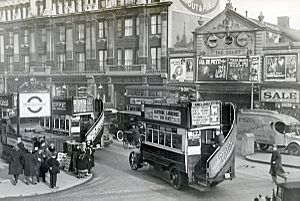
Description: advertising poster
170,58,193,81
169,0,220,48
197,57,227,81
265,55,297,81
73,97,94,114
249,56,260,82
191,101,220,126
19,93,51,118
52,98,72,115
227,57,249,81
0,94,13,108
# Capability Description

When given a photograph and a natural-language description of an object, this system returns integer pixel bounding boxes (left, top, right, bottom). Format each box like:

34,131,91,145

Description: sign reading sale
19,93,51,118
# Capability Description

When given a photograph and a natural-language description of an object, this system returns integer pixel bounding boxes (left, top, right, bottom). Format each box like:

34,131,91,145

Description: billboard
52,98,72,115
265,54,297,82
19,93,51,118
169,57,194,81
197,56,260,82
169,0,221,48
73,97,94,114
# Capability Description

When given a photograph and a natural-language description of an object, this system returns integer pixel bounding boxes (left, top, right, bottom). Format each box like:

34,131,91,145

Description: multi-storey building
0,0,172,109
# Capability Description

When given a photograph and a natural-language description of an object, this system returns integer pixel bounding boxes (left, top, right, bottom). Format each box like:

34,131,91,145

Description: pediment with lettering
197,9,261,34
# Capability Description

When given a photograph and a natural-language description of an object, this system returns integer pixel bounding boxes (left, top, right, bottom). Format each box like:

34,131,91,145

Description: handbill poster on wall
169,58,194,81
191,101,220,126
197,56,260,82
265,54,297,81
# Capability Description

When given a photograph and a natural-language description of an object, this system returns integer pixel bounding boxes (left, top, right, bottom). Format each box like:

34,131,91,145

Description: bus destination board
144,107,181,125
191,101,220,126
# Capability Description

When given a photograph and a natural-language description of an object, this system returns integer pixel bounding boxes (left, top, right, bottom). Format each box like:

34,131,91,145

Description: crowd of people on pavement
73,141,95,178
8,137,60,189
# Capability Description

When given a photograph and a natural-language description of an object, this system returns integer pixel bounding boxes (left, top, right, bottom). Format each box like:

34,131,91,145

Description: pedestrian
46,143,56,158
132,124,140,147
47,151,60,189
8,144,23,185
77,142,89,178
22,149,38,185
269,144,287,183
216,130,225,146
86,140,95,174
34,148,43,183
40,154,49,182
16,137,26,154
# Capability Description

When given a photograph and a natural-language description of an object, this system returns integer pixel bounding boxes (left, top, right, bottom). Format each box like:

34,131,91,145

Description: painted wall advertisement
169,0,220,48
265,54,297,81
261,88,299,103
191,101,220,126
19,93,51,118
170,58,194,81
197,56,260,82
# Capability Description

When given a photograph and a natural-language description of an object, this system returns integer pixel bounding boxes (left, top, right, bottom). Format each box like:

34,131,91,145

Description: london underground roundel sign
179,0,220,15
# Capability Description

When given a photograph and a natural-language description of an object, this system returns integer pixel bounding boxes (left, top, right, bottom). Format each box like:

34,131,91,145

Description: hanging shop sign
169,58,194,81
261,89,299,103
197,56,260,82
19,93,51,118
264,54,297,82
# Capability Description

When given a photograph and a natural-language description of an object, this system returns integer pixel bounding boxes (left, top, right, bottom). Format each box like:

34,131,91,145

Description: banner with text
265,54,297,82
197,56,260,82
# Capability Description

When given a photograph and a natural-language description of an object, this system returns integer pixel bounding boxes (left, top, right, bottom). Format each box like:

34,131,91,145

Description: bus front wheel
287,144,300,156
116,130,123,141
170,166,184,190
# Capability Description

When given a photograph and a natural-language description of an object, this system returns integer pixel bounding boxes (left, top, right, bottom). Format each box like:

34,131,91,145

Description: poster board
63,155,72,171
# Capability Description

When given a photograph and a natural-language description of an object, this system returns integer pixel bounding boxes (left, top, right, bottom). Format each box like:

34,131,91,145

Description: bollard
241,133,255,156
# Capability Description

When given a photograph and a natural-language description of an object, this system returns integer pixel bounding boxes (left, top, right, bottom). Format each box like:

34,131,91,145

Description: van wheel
170,166,184,190
259,143,269,151
288,144,300,156
116,130,123,141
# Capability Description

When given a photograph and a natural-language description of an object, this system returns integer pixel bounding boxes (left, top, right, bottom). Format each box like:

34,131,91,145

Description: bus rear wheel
129,152,139,170
288,144,300,156
117,130,123,141
170,166,184,190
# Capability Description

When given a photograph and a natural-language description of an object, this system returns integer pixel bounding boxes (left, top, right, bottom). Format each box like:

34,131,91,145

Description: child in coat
47,152,60,189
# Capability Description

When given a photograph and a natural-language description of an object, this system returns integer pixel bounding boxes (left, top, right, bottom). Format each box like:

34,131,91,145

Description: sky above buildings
220,0,300,30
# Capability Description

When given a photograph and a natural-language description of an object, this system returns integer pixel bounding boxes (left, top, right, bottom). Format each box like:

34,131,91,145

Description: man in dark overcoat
47,152,60,189
269,144,287,183
22,149,38,185
8,144,23,185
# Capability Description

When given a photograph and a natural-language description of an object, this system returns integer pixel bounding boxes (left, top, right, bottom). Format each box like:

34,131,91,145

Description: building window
41,28,47,43
151,15,161,35
57,54,65,71
98,21,107,38
0,35,4,62
117,49,123,66
151,47,161,70
8,56,13,72
66,28,73,60
13,33,19,62
99,50,107,71
24,55,29,72
8,32,13,46
77,24,85,41
136,17,139,36
124,18,133,36
135,48,139,64
40,55,47,69
77,53,85,71
59,26,65,42
125,49,133,66
24,29,29,44
117,19,122,37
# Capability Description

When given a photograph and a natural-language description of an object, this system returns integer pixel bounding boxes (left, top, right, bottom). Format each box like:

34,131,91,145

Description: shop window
55,118,59,129
46,118,50,128
60,119,65,130
66,119,69,130
146,128,153,142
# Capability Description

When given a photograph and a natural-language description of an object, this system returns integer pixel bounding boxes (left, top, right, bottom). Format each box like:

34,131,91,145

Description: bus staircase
85,110,105,147
192,126,237,189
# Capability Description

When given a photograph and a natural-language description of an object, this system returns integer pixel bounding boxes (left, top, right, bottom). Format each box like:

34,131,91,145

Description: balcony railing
106,64,146,75
51,70,105,76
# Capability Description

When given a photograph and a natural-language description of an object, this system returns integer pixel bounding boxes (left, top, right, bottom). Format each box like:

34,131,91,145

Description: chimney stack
277,16,290,28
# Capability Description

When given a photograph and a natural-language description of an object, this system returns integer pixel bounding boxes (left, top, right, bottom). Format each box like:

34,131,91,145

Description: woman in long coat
22,150,38,185
77,142,89,178
269,145,286,182
8,144,23,185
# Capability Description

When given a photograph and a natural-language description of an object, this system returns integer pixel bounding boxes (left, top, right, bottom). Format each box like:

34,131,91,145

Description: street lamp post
247,49,254,110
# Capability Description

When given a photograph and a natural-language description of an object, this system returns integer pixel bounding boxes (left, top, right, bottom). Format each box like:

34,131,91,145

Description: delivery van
237,109,300,155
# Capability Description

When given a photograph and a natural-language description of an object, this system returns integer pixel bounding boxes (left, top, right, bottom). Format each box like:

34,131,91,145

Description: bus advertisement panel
19,93,51,118
191,101,221,126
73,97,94,114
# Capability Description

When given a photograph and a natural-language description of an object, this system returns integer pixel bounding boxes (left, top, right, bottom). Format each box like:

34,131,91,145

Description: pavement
0,158,92,199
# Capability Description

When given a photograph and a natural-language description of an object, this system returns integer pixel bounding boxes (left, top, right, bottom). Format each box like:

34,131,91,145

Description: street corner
0,171,93,199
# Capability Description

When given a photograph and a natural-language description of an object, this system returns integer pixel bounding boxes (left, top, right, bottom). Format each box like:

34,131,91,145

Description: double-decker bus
128,100,236,190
